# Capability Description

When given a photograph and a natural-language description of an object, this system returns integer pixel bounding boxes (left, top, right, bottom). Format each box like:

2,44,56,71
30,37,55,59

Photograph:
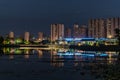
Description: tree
115,28,120,45
0,36,4,44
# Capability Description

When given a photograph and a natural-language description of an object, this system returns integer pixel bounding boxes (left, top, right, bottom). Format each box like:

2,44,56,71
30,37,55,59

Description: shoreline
69,45,120,51
0,44,120,51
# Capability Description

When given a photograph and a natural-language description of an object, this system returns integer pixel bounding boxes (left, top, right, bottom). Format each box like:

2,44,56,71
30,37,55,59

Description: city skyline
0,0,120,35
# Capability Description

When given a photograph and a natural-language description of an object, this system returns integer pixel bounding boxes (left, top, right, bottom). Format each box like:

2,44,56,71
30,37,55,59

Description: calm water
0,47,119,80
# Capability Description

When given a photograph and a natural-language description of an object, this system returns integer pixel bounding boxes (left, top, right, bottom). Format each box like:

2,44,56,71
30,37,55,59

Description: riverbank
69,45,120,51
0,44,120,51
0,44,49,48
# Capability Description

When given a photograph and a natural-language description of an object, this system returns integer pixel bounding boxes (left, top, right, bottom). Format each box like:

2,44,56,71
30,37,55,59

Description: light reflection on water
2,48,118,64
0,47,119,80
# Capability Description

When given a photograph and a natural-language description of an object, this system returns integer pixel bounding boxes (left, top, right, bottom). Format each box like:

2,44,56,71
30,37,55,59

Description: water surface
0,48,119,80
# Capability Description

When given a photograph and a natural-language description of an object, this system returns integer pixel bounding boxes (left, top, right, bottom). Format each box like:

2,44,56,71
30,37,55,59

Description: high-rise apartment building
106,17,120,38
73,24,80,38
38,32,43,41
88,17,120,38
51,24,64,41
24,32,30,42
88,19,106,38
88,19,94,38
9,31,14,44
9,31,14,39
79,25,87,38
65,28,71,38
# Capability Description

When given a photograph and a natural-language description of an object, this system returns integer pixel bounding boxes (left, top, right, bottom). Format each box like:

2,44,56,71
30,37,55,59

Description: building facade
73,24,80,38
38,32,43,41
24,32,30,42
88,19,106,38
9,31,14,39
9,31,14,44
65,28,71,38
79,25,87,38
51,24,64,41
106,17,120,38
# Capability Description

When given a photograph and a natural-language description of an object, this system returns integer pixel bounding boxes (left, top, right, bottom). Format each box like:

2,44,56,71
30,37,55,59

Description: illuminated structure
73,24,80,38
79,25,87,38
24,32,30,42
9,31,14,44
106,17,120,38
51,24,64,41
88,17,120,38
88,19,105,38
9,31,14,39
38,32,43,41
65,28,71,38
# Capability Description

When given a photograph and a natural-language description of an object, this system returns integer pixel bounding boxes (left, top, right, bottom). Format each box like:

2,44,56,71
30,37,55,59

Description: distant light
99,54,108,57
108,35,112,38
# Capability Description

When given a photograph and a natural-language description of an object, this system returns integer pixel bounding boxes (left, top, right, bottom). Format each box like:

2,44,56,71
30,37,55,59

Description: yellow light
78,43,81,46
108,35,112,38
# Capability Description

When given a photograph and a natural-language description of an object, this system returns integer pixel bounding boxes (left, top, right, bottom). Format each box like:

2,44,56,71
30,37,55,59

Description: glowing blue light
57,52,95,57
64,38,73,41
57,52,74,56
97,38,108,41
74,38,82,41
64,38,97,41
80,54,95,57
100,54,108,57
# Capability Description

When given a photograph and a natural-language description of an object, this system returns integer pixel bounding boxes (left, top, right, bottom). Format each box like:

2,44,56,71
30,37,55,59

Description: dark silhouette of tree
115,28,120,62
115,28,120,45
0,36,4,44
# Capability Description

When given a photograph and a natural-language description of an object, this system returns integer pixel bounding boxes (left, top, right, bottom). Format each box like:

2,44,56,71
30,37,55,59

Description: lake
0,47,119,80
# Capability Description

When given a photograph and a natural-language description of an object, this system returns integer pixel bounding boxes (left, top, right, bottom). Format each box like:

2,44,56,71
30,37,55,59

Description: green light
15,49,22,54
24,41,30,44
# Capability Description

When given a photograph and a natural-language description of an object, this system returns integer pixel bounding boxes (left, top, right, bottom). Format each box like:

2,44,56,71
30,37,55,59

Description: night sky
0,0,120,36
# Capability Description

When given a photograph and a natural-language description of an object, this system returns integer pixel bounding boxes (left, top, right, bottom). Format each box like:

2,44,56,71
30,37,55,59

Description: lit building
88,19,94,38
38,32,43,41
79,25,87,38
106,17,120,38
65,28,71,38
88,17,120,38
73,24,80,38
88,19,106,38
9,31,14,39
9,31,14,44
51,24,64,41
24,32,30,42
99,18,106,38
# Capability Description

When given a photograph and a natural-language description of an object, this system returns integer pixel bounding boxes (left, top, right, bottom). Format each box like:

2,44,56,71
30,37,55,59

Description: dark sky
0,0,120,36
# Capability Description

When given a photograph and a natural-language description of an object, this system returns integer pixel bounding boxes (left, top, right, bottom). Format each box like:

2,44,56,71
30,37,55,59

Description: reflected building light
107,52,118,64
24,55,29,59
9,55,14,59
9,48,15,59
108,53,112,64
53,51,57,55
51,55,64,67
74,55,78,66
24,49,29,59
37,50,43,58
74,62,78,67
10,48,15,54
